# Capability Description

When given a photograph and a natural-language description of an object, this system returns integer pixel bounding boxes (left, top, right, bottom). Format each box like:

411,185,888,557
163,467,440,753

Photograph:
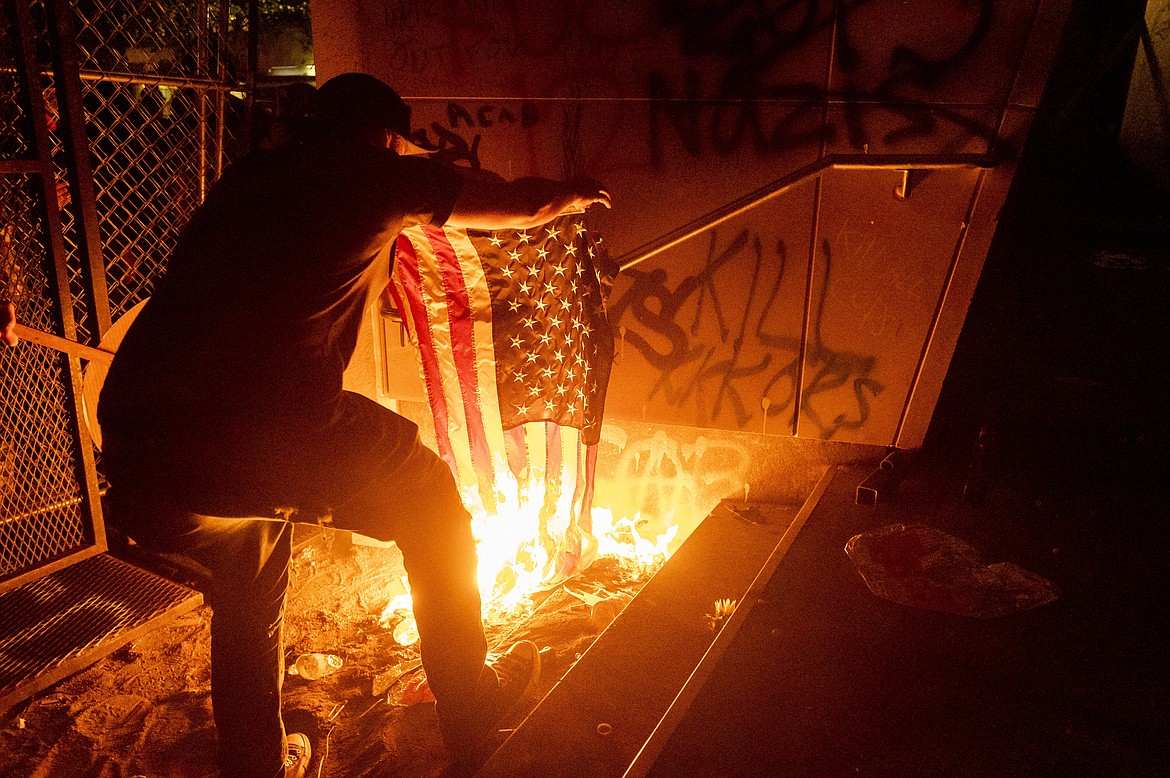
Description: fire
378,466,678,641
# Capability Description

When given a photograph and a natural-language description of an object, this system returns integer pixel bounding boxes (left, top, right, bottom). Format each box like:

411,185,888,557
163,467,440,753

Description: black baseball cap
316,73,427,154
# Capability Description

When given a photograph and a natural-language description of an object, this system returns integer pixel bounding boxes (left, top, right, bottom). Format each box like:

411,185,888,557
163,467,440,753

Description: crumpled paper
845,523,1060,618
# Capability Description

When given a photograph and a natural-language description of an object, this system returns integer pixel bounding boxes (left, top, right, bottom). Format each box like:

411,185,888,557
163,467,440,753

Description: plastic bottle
288,652,343,680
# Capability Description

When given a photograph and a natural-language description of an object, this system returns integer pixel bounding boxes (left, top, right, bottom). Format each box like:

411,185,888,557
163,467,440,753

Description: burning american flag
388,215,616,599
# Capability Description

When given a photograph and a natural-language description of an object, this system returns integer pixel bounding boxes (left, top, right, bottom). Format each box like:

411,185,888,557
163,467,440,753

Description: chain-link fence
1,0,249,583
66,0,247,340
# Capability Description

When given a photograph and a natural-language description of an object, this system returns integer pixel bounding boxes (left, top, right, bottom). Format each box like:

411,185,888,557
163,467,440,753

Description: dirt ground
0,527,655,777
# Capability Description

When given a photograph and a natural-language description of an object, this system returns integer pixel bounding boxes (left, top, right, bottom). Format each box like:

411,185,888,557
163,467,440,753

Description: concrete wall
320,0,1073,449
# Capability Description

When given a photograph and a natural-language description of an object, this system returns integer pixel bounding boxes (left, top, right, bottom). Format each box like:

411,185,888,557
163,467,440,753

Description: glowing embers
378,465,678,643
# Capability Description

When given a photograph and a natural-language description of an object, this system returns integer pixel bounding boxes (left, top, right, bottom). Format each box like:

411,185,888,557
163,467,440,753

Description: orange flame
379,466,678,641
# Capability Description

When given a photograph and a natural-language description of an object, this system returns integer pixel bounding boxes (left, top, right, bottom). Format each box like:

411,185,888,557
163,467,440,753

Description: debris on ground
845,523,1060,618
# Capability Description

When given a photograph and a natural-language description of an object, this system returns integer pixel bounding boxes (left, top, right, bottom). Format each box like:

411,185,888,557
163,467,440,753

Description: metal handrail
616,152,998,272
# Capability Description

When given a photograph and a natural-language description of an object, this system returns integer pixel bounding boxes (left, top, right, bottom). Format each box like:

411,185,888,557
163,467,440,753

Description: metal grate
0,551,201,710
1,171,86,576
0,360,87,575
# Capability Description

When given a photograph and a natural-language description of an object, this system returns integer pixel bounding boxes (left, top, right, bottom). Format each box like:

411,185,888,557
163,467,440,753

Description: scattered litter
564,583,609,607
287,652,343,680
726,503,765,525
397,674,435,707
845,523,1060,618
590,594,633,629
371,660,422,697
392,615,419,646
36,693,70,709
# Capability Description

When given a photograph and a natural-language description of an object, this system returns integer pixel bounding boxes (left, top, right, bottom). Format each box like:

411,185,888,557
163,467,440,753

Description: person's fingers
55,179,71,209
1,301,19,347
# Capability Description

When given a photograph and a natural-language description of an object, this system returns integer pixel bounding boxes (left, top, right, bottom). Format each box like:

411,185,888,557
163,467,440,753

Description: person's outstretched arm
446,174,611,231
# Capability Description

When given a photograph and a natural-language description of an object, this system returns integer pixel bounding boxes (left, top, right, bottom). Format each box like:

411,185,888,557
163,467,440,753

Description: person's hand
55,179,71,210
558,176,612,215
1,300,18,347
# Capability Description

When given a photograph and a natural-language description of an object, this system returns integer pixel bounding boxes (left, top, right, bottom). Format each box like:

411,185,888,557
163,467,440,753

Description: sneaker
281,733,311,778
480,640,541,729
439,641,542,768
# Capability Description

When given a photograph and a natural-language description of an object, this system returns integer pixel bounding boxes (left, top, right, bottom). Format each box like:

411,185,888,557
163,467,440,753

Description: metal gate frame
1,0,249,593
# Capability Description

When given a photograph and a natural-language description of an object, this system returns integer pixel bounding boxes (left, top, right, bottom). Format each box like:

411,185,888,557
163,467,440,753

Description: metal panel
317,0,1075,449
800,166,980,444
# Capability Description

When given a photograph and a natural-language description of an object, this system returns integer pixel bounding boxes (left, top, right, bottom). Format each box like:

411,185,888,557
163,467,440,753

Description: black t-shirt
99,138,463,452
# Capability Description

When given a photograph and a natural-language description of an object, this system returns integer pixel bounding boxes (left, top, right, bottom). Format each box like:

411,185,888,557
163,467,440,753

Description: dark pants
104,395,488,777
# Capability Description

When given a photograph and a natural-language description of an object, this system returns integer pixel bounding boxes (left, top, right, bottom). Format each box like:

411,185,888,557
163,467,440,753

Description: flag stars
525,351,540,364
533,297,549,312
508,299,522,312
553,263,568,276
535,245,549,261
509,334,524,350
488,234,504,247
538,331,553,346
545,227,560,242
544,398,558,412
540,366,556,380
507,248,523,263
516,231,532,244
543,281,557,296
564,243,577,257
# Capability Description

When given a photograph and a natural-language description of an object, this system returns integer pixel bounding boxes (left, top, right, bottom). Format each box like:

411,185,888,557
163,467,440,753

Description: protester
98,72,611,777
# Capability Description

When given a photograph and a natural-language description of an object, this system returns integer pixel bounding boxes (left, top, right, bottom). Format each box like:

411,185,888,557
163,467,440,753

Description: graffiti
408,101,543,169
373,0,1008,173
648,70,827,167
609,228,883,439
647,0,1003,167
376,0,660,80
593,425,752,537
446,101,540,130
